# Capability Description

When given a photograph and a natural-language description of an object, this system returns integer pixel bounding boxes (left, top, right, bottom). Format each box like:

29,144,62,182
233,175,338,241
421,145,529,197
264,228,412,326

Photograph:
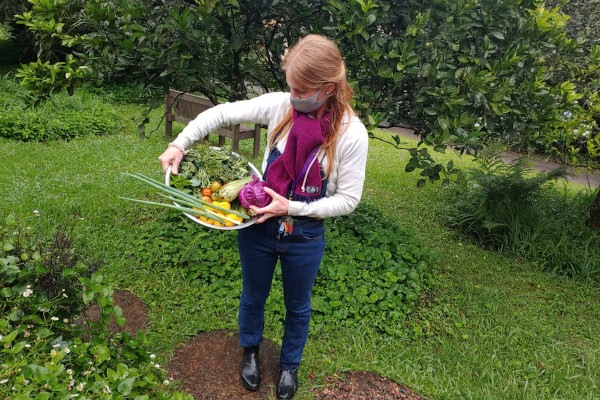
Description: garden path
386,126,600,188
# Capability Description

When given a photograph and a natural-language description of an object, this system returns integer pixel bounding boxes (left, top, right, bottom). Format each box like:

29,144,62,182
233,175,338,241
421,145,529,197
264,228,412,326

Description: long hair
268,34,354,177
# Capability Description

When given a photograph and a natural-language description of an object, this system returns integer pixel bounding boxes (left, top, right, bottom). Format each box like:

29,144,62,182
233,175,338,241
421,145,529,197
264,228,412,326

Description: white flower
64,347,71,354
76,382,85,391
150,354,156,359
154,364,160,369
23,289,33,297
163,380,170,385
63,293,68,298
0,379,8,384
51,317,59,321
67,369,73,375
24,344,31,348
26,285,31,289
63,318,69,323
102,384,111,394
33,210,40,216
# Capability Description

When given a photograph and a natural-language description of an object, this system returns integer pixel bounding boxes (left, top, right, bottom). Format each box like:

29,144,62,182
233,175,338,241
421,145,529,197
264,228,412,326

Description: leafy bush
124,202,430,337
0,74,130,141
0,213,192,399
445,152,600,282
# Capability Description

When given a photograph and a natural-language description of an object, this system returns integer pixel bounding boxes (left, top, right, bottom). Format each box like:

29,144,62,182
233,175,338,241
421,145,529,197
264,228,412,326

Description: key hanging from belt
278,216,294,238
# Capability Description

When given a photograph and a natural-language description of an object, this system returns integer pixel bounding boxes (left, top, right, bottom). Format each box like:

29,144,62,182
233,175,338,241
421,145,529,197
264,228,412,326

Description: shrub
327,0,600,172
0,74,131,141
445,152,600,281
0,213,192,399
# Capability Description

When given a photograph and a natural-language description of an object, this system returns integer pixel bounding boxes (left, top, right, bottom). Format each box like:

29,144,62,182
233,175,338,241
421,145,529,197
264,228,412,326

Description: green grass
0,100,599,399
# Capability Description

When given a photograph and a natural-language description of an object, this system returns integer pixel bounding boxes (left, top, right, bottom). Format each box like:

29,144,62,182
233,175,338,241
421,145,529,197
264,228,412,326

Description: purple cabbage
238,175,272,209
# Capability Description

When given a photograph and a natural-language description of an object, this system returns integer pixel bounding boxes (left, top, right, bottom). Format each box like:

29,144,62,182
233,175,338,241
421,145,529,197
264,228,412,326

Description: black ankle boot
240,346,260,391
276,369,298,399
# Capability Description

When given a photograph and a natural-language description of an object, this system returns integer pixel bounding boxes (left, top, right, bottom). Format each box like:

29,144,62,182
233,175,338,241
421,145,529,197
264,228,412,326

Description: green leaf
91,344,111,363
490,30,505,40
83,289,94,304
118,377,135,395
423,107,437,116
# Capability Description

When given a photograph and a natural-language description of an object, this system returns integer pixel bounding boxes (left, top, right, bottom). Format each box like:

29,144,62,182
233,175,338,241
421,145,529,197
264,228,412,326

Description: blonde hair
268,34,354,177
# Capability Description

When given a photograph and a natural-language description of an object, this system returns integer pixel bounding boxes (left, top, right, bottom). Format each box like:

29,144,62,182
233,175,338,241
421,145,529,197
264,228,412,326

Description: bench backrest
165,89,262,157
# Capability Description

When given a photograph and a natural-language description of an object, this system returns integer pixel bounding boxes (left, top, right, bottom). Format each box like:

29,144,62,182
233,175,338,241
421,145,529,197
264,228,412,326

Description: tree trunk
587,189,600,229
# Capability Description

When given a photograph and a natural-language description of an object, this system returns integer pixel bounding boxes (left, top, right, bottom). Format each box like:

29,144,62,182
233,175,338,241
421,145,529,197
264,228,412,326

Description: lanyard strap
288,147,320,199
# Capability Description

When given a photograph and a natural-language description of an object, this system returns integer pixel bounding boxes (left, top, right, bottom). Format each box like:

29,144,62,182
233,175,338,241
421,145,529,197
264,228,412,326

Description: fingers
158,147,184,175
249,187,289,222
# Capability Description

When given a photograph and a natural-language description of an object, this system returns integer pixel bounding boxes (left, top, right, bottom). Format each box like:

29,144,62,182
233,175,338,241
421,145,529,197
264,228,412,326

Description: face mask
290,90,327,114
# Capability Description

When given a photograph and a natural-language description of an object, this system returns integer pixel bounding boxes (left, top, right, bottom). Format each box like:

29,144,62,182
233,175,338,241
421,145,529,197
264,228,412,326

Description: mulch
167,329,281,399
312,371,425,400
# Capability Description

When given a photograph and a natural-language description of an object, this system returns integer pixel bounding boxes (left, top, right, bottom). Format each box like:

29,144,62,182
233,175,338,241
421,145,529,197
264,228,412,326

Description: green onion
120,172,250,223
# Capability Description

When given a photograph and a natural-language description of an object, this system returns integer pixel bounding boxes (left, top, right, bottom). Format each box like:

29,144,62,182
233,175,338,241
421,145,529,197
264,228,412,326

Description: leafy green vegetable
179,143,249,188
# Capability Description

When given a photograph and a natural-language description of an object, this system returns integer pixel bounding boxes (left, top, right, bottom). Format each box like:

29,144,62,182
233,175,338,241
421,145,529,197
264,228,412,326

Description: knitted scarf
265,109,330,202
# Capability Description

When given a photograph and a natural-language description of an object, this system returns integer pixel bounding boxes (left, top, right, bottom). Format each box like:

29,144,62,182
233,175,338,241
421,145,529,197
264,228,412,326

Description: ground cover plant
0,214,192,399
0,84,599,399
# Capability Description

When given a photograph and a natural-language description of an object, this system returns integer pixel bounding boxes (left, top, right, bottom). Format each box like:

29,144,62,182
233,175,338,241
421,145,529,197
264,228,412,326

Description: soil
167,329,281,399
77,289,427,399
76,288,149,336
313,371,425,400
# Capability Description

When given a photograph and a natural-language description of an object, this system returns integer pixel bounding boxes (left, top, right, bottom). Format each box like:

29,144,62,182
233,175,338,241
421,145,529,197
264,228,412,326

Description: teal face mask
290,90,327,114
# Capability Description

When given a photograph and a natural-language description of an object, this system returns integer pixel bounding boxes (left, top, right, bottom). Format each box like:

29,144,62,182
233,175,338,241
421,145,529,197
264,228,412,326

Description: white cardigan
172,92,369,219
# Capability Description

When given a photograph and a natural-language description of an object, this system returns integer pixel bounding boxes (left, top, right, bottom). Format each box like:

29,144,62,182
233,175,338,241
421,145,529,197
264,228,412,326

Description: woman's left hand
250,187,289,223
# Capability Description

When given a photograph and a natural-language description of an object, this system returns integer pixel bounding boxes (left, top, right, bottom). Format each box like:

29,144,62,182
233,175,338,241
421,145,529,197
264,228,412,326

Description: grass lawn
1,102,598,399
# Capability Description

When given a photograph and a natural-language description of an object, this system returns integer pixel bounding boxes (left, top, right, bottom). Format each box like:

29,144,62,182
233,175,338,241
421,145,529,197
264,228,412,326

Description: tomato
210,181,222,192
201,187,212,197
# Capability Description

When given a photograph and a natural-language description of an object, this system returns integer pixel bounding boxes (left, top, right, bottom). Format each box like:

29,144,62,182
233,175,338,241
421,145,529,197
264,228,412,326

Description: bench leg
218,135,226,148
232,135,240,154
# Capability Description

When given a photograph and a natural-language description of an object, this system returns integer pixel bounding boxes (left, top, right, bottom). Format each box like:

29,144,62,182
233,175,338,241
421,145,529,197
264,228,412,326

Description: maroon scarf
265,109,330,201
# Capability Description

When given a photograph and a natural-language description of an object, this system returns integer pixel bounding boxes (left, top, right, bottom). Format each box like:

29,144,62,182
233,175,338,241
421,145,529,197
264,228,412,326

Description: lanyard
288,147,320,200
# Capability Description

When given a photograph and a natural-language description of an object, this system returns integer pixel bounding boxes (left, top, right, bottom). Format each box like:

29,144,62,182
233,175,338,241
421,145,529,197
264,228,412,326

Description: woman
159,34,368,400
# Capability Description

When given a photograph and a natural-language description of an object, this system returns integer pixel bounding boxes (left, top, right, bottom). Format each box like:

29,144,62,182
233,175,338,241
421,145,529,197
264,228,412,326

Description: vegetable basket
164,146,262,231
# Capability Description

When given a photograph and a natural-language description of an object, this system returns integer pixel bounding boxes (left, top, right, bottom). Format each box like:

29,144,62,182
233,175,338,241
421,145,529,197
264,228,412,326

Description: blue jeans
237,216,325,370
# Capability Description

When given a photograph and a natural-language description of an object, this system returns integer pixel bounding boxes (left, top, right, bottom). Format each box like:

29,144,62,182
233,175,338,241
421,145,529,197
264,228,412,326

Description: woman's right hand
158,146,185,175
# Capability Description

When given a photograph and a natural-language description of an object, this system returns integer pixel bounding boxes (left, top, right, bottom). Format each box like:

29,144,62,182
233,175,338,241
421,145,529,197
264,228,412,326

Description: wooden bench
165,89,261,157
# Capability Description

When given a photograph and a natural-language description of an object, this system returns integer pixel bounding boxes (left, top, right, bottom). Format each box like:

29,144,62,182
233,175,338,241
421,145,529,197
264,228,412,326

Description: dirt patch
168,329,281,400
313,371,425,400
76,288,149,335
76,292,427,399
